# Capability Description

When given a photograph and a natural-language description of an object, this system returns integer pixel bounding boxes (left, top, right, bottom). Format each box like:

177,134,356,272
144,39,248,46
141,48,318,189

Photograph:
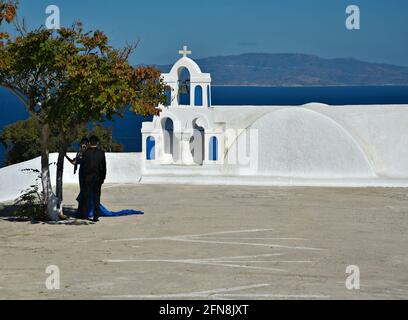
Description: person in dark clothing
65,137,89,218
80,135,107,222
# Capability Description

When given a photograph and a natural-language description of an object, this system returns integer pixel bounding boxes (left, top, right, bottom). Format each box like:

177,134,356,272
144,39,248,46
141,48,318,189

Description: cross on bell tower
179,45,192,58
161,45,211,109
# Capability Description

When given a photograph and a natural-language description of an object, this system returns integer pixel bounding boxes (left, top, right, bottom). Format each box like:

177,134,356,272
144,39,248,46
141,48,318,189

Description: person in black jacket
65,137,89,219
80,135,107,222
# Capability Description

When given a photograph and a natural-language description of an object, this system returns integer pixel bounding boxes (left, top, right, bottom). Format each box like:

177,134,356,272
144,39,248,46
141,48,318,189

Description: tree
0,118,123,166
0,20,166,220
0,28,66,219
46,23,166,209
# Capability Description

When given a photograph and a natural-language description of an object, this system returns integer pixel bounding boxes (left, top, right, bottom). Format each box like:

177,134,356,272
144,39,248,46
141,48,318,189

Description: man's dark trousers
82,181,102,220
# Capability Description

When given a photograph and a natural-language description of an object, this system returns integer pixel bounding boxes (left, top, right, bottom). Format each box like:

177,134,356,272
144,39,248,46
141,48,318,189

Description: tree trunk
40,123,59,221
40,123,52,202
56,142,68,210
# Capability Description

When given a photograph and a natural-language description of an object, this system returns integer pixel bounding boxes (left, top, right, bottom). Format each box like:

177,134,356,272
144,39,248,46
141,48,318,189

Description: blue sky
12,0,408,66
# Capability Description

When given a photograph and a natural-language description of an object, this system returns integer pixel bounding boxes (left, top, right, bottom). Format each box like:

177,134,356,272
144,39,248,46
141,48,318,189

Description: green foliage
13,168,48,221
0,118,124,165
83,124,124,152
0,118,55,165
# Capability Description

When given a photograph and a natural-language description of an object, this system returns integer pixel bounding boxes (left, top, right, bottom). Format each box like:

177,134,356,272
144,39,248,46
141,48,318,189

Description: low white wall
0,153,142,203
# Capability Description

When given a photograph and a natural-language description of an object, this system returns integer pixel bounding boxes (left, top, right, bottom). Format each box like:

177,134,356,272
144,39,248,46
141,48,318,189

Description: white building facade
140,46,408,186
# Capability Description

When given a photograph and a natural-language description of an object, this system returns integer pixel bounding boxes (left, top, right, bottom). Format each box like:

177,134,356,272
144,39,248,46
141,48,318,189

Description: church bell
179,80,190,94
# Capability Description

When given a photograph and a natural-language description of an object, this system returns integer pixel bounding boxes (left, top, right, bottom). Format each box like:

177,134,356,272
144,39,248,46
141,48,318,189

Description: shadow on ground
0,204,22,220
0,204,94,226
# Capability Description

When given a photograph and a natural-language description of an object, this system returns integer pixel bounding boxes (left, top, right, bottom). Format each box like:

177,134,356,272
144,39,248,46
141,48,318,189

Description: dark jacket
81,147,107,184
74,152,83,177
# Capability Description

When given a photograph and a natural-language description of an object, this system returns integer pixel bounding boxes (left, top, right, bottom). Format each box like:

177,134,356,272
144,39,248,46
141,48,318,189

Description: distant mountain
158,53,408,86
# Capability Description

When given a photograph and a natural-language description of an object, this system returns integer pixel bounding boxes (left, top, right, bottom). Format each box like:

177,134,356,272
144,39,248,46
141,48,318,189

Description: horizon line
139,52,408,69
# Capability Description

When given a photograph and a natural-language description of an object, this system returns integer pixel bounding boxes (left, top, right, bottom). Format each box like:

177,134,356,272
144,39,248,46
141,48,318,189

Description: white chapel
140,46,408,186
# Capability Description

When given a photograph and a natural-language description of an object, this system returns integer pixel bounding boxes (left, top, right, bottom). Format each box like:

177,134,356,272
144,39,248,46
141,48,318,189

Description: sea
1,85,408,167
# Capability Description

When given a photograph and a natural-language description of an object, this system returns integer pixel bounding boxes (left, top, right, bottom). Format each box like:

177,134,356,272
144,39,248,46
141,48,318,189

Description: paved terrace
0,184,407,299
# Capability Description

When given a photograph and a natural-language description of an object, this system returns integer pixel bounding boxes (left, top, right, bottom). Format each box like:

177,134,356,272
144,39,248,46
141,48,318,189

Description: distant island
158,53,408,87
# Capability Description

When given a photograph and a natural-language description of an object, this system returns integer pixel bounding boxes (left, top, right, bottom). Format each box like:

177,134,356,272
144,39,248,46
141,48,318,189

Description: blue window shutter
209,137,218,161
146,137,155,160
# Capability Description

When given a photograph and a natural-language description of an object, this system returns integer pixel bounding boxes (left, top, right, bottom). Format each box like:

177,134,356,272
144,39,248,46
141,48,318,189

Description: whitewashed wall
230,104,408,179
0,153,142,203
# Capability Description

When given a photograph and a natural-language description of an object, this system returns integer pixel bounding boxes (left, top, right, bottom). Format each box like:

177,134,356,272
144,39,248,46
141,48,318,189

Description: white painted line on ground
200,237,309,241
105,236,177,242
200,253,284,261
103,252,312,272
104,253,285,264
105,229,276,242
105,228,325,251
103,292,329,300
199,284,271,294
189,262,285,272
172,238,326,251
187,229,276,237
107,236,324,251
213,294,329,299
104,259,285,272
207,260,313,264
103,283,271,299
105,259,182,263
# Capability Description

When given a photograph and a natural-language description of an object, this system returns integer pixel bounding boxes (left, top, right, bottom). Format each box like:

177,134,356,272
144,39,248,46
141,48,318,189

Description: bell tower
162,46,212,108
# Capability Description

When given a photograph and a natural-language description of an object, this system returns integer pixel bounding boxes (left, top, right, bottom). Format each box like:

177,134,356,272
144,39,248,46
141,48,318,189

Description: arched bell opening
177,67,191,106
